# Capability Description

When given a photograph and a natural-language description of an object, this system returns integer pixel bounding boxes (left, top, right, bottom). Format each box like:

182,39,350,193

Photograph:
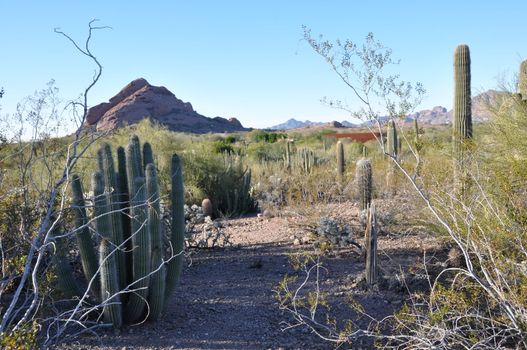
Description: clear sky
1,1,526,130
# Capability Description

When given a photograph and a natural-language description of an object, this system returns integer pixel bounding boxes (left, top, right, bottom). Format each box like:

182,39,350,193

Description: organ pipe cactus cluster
452,44,472,186
356,159,372,211
57,135,185,328
297,148,316,174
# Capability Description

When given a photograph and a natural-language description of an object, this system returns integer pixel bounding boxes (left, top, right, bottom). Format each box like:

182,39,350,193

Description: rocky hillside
270,90,503,129
86,78,248,133
407,90,502,124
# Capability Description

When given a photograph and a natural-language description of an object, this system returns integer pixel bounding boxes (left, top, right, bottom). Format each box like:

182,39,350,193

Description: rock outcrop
86,78,248,133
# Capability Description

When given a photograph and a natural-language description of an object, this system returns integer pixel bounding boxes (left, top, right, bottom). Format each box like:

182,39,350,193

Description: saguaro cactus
364,202,378,287
285,141,292,170
356,159,372,211
452,44,472,184
336,141,345,178
520,60,527,101
386,119,398,160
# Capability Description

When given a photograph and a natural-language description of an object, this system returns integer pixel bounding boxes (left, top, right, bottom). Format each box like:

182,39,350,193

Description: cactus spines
386,119,398,160
125,176,151,323
145,164,165,321
165,154,185,300
356,159,372,211
99,238,123,329
336,141,345,177
364,202,378,286
202,198,213,217
71,174,99,293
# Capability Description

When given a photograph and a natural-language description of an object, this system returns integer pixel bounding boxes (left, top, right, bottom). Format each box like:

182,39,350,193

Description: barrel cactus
356,159,372,211
55,135,185,328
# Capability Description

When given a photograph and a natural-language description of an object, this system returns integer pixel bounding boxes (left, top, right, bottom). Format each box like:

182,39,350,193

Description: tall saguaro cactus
386,119,398,160
452,44,472,185
519,59,527,101
365,202,378,287
336,141,345,178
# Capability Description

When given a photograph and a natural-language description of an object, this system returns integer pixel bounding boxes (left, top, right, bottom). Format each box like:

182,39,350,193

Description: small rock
293,238,301,245
301,235,312,244
263,209,273,218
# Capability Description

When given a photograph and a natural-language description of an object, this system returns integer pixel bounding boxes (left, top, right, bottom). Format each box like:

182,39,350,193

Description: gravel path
56,202,447,350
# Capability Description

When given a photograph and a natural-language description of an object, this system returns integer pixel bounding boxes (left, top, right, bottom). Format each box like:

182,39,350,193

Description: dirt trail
57,203,446,350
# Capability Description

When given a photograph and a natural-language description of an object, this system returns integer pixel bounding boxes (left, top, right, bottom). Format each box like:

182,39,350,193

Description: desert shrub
248,129,286,143
182,151,254,216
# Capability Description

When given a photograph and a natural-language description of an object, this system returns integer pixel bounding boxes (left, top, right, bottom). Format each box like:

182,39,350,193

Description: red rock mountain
86,78,247,133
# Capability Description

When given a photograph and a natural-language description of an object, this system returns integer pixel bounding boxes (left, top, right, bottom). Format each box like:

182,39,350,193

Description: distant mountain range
268,90,502,130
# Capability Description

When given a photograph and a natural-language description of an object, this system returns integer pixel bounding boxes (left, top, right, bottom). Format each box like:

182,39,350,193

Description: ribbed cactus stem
145,164,165,321
117,145,133,288
386,119,398,159
92,171,112,240
143,142,154,170
126,138,142,203
519,60,527,101
413,118,419,144
130,135,144,177
356,159,372,211
165,154,185,300
453,44,472,170
285,141,291,169
99,238,123,329
336,141,345,177
100,144,126,291
365,202,378,286
71,174,99,294
124,176,151,323
50,226,83,298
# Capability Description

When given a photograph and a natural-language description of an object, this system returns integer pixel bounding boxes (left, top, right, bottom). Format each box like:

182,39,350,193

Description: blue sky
1,1,526,129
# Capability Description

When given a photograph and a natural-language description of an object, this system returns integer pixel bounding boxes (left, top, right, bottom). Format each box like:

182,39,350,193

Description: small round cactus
202,198,213,217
